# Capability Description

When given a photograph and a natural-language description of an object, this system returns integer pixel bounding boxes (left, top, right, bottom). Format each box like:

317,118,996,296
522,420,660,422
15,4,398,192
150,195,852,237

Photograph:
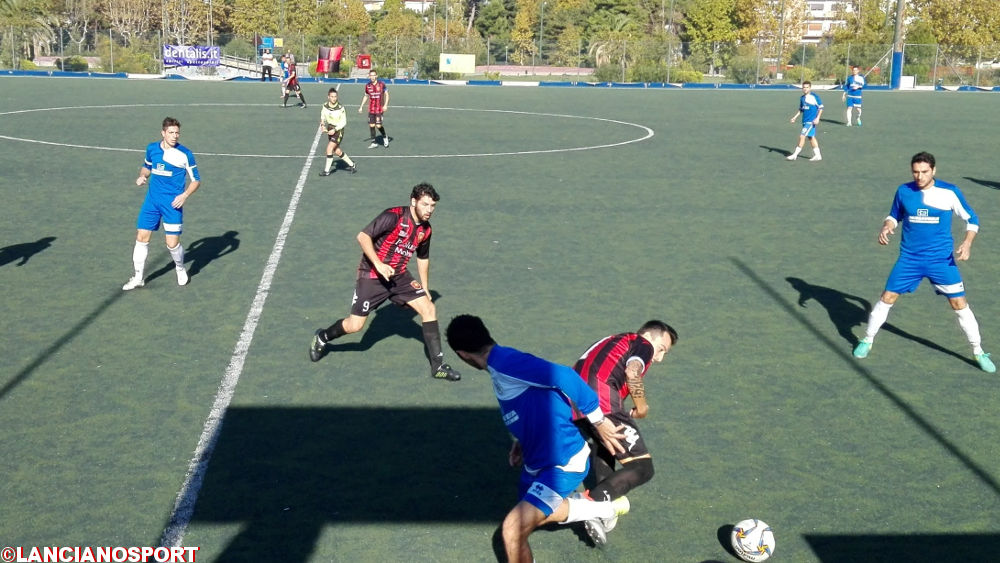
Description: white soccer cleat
383,136,390,147
808,155,822,162
122,275,145,291
368,142,378,149
601,496,630,532
785,154,797,161
176,266,189,286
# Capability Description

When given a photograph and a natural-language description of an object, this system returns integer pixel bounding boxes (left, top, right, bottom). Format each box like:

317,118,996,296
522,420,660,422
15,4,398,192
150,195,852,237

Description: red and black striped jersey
573,333,654,415
358,206,431,279
364,80,387,113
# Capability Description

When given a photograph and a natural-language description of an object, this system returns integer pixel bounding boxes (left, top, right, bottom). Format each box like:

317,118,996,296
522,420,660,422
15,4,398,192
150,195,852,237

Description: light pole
538,2,547,61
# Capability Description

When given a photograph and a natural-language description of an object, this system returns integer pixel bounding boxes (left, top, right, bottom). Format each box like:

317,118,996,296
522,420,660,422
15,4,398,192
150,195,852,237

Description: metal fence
3,25,998,87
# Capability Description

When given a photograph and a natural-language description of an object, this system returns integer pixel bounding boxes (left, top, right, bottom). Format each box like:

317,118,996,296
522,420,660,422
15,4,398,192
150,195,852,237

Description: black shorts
351,271,426,316
367,112,384,125
576,411,649,461
286,81,301,92
326,128,344,145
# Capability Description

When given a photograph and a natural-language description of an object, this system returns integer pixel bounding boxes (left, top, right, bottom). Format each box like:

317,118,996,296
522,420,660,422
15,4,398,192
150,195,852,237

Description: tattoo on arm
625,361,645,399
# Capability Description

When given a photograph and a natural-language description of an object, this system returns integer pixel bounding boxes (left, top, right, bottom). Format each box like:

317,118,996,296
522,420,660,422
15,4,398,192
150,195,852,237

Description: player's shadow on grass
0,236,56,268
146,230,241,283
785,276,976,366
326,290,442,358
963,176,1000,190
759,145,792,157
182,406,513,562
804,532,1000,562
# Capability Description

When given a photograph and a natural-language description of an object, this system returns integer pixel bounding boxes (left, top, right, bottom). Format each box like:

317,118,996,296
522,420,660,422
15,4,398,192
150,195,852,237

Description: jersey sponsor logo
911,209,939,224
393,246,414,258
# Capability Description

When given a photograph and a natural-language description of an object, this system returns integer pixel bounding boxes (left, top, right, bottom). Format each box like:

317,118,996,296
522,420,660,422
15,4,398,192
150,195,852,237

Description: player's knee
342,316,365,333
627,457,655,486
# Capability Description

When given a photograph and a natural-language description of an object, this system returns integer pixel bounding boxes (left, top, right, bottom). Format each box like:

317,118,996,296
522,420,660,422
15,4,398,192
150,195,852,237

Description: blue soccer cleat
976,352,996,373
853,340,872,359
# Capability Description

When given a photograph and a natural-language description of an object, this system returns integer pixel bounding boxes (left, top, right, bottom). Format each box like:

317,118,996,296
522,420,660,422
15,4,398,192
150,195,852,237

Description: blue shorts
885,255,965,297
518,460,590,517
799,124,816,138
846,96,862,108
137,197,183,235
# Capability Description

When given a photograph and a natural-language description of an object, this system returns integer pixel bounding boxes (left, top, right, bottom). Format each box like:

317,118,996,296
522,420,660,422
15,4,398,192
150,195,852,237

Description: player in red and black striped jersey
572,320,678,537
282,54,307,108
309,183,461,381
359,69,390,148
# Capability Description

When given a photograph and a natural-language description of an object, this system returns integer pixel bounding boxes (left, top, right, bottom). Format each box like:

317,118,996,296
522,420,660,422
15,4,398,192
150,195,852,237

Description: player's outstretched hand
594,418,626,455
878,224,894,245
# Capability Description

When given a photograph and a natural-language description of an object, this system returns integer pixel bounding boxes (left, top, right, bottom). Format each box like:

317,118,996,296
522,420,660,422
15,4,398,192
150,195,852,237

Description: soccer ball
730,518,775,562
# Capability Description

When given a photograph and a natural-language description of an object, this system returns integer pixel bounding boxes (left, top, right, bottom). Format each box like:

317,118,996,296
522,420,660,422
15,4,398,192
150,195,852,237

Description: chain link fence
3,25,998,87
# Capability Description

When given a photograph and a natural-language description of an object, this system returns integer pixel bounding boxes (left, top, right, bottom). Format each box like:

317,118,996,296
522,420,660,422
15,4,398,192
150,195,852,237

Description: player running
843,65,865,126
786,81,823,162
572,320,678,546
853,152,995,373
309,183,462,382
445,314,630,563
359,69,390,148
122,117,201,290
318,88,357,176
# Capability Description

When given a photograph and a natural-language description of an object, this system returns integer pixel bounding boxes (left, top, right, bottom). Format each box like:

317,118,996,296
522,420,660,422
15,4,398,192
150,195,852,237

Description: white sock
954,306,983,354
864,300,893,341
132,241,149,277
562,497,614,524
812,147,822,158
846,108,852,123
168,243,185,269
790,147,801,157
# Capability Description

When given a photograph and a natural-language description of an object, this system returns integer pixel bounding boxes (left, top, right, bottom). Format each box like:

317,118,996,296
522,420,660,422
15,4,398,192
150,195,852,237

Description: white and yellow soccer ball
731,518,775,562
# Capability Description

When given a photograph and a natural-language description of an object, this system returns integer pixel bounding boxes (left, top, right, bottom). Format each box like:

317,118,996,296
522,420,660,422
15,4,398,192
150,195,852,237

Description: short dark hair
638,320,679,345
446,314,496,354
802,80,812,87
911,151,936,168
328,87,338,95
162,117,180,130
411,182,440,202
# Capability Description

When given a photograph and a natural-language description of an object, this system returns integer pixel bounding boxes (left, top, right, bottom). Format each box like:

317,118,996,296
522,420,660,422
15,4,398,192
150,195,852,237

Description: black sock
283,94,289,105
378,126,387,138
591,458,654,501
299,93,306,105
422,320,443,367
370,127,377,140
321,319,347,343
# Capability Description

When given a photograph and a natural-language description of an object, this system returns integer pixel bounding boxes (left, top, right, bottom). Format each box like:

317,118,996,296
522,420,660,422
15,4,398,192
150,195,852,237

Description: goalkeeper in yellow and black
318,87,357,176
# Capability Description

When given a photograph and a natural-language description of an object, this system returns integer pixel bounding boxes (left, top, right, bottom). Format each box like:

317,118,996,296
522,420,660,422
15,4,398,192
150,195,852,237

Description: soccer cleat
122,275,145,291
601,496,630,533
368,142,378,149
853,340,872,359
383,136,390,147
808,155,822,162
309,329,328,362
976,352,996,373
319,170,331,176
785,154,797,161
176,266,189,286
857,118,862,127
432,363,461,381
583,519,608,547
349,164,357,174
846,122,852,127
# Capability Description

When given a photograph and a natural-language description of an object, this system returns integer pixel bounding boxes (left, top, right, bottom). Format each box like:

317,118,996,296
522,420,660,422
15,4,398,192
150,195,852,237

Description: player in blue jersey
786,81,823,162
123,117,201,290
853,152,995,373
446,314,631,561
842,65,864,126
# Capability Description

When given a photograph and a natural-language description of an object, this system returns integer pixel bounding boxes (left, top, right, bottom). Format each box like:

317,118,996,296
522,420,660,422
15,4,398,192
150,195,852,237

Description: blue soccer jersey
887,179,979,260
486,345,604,474
799,93,823,123
844,74,864,104
143,141,199,200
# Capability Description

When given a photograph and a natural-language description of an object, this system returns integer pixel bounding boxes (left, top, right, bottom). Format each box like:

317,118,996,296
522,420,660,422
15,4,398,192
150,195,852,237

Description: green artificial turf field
2,76,999,562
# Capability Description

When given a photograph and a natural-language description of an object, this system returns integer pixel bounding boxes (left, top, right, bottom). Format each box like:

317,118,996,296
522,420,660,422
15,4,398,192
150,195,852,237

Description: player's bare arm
416,256,431,295
625,359,649,419
594,417,626,455
878,219,896,245
789,111,801,123
136,167,150,186
955,230,976,261
814,109,823,124
382,91,390,112
171,179,200,209
358,95,368,113
357,231,394,279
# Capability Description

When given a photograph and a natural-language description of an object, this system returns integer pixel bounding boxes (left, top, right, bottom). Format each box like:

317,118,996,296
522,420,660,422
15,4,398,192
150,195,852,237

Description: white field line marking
0,104,653,158
159,127,323,548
